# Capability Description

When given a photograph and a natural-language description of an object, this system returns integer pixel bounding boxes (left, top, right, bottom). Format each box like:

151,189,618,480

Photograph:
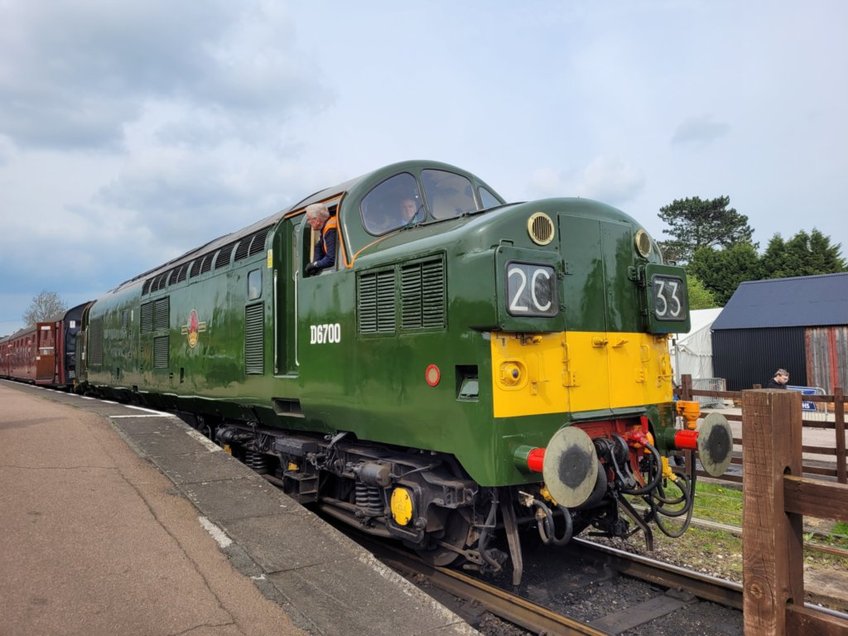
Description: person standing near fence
767,368,790,389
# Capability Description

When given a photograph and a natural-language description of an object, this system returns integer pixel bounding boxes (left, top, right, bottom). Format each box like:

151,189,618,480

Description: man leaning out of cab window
304,203,337,276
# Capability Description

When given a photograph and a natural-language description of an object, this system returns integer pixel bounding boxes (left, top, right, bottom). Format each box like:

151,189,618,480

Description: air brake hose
532,499,573,546
653,451,697,537
616,441,664,496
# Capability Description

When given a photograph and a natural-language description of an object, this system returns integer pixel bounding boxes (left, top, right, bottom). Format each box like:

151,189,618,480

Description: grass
692,480,848,551
833,521,848,537
692,481,743,526
619,477,848,583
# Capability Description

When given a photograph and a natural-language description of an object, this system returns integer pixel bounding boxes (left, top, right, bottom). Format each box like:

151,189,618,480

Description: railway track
569,537,743,609
349,528,748,635
366,531,848,635
359,534,606,635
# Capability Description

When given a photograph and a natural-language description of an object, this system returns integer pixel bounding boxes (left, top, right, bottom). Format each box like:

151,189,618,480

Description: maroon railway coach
0,301,92,388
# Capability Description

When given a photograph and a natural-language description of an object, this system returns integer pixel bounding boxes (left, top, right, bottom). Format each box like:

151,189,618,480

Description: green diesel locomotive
79,160,731,583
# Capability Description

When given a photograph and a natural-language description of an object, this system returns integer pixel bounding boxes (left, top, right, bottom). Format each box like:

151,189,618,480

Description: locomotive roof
111,160,499,292
112,208,286,292
285,160,490,211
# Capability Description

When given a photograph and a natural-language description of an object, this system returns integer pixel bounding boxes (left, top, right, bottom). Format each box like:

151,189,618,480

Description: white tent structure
670,308,723,384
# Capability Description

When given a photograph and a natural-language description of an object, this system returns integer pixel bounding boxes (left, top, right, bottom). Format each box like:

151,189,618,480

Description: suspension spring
355,483,383,516
244,450,272,474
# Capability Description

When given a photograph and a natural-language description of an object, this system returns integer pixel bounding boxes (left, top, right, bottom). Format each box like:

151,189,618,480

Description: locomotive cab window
361,172,424,235
478,186,501,210
421,170,477,220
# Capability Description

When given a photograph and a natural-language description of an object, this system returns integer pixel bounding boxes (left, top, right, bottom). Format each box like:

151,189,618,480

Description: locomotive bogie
208,418,480,558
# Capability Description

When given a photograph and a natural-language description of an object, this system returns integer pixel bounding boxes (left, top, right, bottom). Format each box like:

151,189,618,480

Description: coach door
35,322,57,383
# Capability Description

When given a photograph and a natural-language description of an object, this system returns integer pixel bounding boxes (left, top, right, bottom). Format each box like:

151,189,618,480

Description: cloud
671,115,731,146
527,156,646,206
0,134,14,164
0,0,339,332
0,1,329,151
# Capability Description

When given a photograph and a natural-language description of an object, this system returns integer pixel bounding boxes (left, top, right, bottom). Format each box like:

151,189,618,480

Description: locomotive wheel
417,511,471,567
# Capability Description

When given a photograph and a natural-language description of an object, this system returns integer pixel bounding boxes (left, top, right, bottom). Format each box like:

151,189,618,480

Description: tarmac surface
0,380,477,636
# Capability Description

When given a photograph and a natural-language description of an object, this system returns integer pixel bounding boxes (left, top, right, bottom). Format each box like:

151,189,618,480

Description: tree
23,290,67,326
688,242,762,305
761,229,846,279
658,196,754,264
659,242,687,266
686,274,718,309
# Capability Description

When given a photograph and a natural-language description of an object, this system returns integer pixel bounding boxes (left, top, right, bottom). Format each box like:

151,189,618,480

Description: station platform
0,381,477,636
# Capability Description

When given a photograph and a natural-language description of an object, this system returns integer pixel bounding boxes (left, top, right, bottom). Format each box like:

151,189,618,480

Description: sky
1,1,846,335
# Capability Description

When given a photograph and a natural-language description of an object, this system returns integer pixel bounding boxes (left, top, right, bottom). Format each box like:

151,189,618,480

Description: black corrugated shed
711,273,848,391
713,327,806,390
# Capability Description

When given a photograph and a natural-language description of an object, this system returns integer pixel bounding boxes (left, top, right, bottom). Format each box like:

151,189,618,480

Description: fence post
742,389,804,635
836,387,846,484
680,374,693,401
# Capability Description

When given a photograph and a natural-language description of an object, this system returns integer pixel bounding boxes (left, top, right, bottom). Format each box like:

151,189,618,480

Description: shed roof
711,272,848,330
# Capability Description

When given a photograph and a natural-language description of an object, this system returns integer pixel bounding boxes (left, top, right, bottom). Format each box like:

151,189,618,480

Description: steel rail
571,537,744,609
368,539,606,636
574,536,848,621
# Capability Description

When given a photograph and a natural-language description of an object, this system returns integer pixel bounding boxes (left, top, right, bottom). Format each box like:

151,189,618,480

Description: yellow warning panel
490,331,672,419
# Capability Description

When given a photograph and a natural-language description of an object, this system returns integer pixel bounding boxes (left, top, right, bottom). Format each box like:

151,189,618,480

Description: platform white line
198,517,232,548
109,414,171,419
123,404,171,416
185,428,221,452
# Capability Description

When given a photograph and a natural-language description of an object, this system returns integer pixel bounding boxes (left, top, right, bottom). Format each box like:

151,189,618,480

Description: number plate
644,264,689,334
506,262,558,317
651,275,686,321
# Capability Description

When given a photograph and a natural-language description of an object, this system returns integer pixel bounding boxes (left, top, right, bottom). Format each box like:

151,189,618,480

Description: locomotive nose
541,426,599,508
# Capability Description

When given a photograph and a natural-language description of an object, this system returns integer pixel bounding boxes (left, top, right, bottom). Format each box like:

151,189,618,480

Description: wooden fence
742,389,848,634
678,374,847,484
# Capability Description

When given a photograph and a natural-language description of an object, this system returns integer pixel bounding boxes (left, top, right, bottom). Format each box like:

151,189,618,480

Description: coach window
361,173,422,235
248,269,262,300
